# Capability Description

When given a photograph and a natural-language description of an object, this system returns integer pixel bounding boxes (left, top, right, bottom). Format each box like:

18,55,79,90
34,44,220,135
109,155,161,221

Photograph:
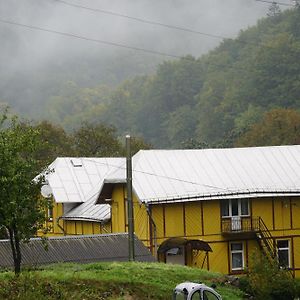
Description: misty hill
97,7,300,148
0,1,269,122
1,3,299,148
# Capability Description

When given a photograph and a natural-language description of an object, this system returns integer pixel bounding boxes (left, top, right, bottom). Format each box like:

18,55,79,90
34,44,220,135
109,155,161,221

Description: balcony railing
221,217,260,234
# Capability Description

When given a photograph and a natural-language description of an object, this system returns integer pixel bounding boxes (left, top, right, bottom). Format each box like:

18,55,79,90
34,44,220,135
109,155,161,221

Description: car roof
174,282,212,293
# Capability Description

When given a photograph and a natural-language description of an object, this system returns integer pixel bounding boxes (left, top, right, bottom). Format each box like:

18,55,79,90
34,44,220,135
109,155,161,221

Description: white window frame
221,199,250,218
230,242,244,271
277,239,290,268
47,206,53,221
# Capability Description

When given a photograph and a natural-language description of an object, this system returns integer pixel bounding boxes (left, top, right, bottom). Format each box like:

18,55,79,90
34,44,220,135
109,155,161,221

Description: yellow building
42,157,125,236
95,146,300,278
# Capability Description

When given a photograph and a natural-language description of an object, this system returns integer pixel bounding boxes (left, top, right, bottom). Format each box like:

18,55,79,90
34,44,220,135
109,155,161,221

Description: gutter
146,204,157,258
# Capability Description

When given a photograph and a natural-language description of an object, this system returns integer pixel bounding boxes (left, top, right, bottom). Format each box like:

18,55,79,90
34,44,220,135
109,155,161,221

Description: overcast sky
1,0,294,63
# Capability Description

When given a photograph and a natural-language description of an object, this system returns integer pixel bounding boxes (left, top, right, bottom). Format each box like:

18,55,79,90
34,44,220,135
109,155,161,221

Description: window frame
221,199,250,218
47,206,53,221
230,242,244,271
277,239,290,268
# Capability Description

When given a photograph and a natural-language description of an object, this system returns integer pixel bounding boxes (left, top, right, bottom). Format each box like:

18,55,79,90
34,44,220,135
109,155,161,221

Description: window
231,242,244,271
202,290,219,300
221,199,249,217
47,206,53,221
277,240,290,268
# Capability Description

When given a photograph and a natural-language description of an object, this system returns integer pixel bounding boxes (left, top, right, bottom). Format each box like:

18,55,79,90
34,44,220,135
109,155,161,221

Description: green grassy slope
0,262,243,299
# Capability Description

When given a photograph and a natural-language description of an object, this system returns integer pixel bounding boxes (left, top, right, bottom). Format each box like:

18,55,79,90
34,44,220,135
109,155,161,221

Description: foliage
30,120,75,165
236,108,300,147
72,122,152,157
0,112,50,274
72,122,124,157
0,262,243,300
239,252,299,300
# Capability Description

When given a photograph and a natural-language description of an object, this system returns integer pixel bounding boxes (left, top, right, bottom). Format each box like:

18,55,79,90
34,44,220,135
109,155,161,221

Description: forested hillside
1,5,300,148
99,6,300,148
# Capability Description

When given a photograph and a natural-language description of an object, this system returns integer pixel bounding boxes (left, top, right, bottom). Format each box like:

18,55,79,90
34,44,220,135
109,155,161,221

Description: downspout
146,204,157,258
56,217,66,235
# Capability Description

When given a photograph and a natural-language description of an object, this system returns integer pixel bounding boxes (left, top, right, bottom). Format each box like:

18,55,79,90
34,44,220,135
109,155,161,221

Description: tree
129,136,152,155
267,2,281,18
0,113,50,274
33,120,75,164
72,122,124,157
235,108,300,147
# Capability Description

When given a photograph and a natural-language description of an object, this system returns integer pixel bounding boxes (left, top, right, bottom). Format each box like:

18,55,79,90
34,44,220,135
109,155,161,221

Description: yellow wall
251,198,273,229
43,191,300,278
42,199,110,236
185,202,202,236
110,184,149,246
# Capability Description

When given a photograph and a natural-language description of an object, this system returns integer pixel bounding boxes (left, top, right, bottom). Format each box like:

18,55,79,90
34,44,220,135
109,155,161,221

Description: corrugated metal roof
98,145,300,204
0,234,155,268
47,157,125,204
62,197,111,222
44,157,125,222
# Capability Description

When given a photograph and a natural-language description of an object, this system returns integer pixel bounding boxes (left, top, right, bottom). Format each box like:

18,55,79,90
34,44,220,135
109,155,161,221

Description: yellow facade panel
133,203,149,241
291,197,300,229
273,198,291,231
111,185,125,233
101,222,111,234
202,201,220,235
82,222,93,235
65,221,76,234
293,237,300,272
207,242,228,274
165,203,184,238
151,205,165,239
252,198,273,229
185,202,202,237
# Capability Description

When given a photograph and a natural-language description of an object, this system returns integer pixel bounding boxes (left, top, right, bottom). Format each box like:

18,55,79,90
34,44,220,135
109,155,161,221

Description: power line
0,18,185,60
82,158,236,192
44,0,291,50
255,0,294,7
50,0,231,41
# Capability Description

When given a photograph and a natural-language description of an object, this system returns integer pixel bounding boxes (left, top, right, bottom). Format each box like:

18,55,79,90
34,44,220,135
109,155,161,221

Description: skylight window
71,158,83,167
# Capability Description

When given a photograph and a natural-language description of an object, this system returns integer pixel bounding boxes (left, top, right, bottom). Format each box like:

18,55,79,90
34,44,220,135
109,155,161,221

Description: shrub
240,251,298,300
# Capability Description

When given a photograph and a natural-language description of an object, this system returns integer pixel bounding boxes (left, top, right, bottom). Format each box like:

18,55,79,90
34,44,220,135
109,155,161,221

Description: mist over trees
0,2,299,149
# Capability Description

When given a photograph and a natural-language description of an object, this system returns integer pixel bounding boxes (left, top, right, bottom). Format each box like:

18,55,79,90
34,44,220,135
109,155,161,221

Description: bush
240,251,298,300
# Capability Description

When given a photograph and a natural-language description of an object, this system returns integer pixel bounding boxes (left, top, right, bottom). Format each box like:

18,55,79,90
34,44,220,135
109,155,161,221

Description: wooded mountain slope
99,7,300,148
2,6,300,148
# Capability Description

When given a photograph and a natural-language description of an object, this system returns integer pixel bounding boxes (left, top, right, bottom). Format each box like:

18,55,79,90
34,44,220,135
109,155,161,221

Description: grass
0,262,244,299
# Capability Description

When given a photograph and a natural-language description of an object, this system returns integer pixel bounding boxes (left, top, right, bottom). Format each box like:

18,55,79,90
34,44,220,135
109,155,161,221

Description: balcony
221,217,260,236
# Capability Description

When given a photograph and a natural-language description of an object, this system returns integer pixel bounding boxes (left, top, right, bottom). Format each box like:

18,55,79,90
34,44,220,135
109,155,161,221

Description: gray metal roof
47,157,125,203
0,234,155,268
45,157,125,222
99,145,300,204
62,198,111,223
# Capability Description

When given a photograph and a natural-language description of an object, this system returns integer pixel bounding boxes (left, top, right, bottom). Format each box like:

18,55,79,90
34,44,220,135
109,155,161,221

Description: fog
0,0,293,116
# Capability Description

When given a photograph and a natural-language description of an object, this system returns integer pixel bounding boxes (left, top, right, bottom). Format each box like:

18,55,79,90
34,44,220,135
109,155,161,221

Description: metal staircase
255,217,277,260
255,217,293,277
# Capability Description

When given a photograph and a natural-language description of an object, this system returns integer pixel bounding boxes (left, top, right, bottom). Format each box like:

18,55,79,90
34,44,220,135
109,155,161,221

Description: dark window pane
277,240,288,249
278,249,289,267
241,199,249,215
231,199,239,216
232,252,243,269
231,243,242,251
221,200,229,216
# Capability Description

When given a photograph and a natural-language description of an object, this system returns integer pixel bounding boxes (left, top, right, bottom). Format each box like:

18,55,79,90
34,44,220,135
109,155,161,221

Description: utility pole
126,135,135,261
